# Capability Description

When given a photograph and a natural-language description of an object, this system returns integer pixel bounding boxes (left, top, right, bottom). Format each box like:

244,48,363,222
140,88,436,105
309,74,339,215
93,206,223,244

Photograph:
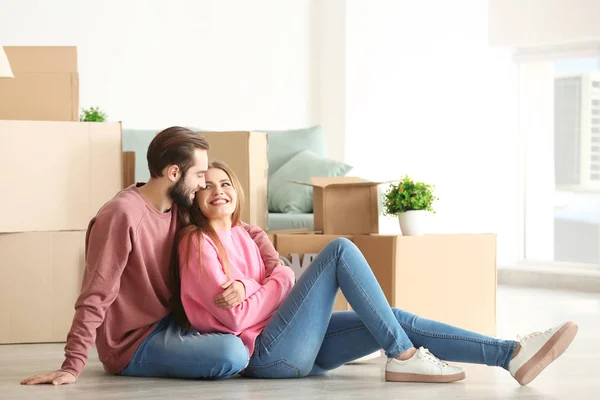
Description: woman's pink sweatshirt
179,226,295,356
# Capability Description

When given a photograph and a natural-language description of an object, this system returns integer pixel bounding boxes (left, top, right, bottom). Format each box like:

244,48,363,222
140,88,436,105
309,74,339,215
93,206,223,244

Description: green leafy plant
80,106,107,122
383,175,438,215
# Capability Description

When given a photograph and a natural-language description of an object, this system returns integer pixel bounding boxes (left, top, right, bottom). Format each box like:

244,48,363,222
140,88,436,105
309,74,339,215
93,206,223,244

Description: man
21,126,280,385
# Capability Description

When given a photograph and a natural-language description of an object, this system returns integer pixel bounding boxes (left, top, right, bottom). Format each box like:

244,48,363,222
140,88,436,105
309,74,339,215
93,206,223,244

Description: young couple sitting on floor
21,126,578,387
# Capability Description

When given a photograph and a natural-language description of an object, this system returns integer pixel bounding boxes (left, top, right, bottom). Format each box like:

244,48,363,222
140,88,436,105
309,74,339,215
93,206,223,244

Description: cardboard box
275,233,353,311
122,151,136,188
201,131,268,229
0,231,85,344
293,177,383,235
0,46,79,121
0,120,123,233
266,228,314,247
353,234,497,336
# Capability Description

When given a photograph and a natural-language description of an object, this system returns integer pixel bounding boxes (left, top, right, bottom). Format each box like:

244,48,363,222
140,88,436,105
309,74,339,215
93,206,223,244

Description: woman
171,161,578,385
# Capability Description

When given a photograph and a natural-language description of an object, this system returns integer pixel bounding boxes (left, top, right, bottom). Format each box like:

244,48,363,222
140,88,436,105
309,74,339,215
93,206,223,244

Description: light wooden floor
2,285,598,400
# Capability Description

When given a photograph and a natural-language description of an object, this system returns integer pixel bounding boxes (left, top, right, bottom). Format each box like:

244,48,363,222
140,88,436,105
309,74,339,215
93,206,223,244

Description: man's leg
120,315,249,379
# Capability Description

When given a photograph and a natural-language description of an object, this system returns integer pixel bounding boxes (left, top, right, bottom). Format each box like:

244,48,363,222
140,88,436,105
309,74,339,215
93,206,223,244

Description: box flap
4,46,78,73
311,176,363,187
290,176,365,188
295,177,395,188
325,180,395,188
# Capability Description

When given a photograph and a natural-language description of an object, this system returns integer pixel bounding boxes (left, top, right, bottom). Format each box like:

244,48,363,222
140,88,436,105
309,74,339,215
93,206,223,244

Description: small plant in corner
80,106,107,122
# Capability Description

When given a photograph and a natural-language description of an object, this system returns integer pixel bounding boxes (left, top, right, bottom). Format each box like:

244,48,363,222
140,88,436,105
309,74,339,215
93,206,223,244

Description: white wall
311,0,346,162
345,0,521,266
489,0,600,47
0,0,317,133
521,61,555,261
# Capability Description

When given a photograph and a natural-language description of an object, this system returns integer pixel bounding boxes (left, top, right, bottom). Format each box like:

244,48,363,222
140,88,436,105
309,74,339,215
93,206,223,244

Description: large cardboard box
0,120,123,233
293,177,383,235
0,46,79,121
0,231,85,344
353,234,497,336
201,131,268,229
275,233,354,311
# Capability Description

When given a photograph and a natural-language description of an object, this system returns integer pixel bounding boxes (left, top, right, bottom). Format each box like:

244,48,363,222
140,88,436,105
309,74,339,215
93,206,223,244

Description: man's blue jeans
119,315,248,379
244,238,517,378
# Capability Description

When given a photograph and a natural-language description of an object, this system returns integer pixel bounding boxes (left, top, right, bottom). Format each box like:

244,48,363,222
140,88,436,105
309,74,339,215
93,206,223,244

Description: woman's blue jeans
244,238,517,378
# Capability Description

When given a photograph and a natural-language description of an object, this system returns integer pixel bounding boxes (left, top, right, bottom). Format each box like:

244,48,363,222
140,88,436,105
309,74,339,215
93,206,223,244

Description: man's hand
214,280,246,308
21,370,76,386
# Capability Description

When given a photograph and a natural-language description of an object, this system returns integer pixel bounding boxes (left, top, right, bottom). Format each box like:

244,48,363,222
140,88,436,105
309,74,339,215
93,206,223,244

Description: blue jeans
244,238,517,378
119,314,249,379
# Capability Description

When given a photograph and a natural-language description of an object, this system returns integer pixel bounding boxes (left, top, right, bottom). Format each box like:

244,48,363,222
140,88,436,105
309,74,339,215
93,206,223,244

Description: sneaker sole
514,321,578,386
385,371,466,383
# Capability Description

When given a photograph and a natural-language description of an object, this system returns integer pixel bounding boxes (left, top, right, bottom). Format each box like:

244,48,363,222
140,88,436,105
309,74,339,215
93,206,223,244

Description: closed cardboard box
0,46,79,121
201,131,268,230
0,120,123,233
0,231,85,344
293,177,383,235
275,233,354,311
353,234,497,336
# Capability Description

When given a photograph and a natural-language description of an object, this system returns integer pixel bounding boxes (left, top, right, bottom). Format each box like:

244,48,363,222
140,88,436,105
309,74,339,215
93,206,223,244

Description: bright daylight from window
524,57,600,268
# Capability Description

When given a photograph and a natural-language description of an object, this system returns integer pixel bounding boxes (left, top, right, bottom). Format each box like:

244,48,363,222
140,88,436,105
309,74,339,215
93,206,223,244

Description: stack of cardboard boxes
268,177,498,337
0,47,123,344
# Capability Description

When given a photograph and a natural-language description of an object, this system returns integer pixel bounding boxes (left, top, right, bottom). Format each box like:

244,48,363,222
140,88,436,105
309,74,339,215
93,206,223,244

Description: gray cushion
264,125,326,176
268,149,353,213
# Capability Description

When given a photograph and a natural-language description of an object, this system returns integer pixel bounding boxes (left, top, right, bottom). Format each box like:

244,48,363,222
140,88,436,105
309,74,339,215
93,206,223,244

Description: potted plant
80,106,108,122
383,175,437,236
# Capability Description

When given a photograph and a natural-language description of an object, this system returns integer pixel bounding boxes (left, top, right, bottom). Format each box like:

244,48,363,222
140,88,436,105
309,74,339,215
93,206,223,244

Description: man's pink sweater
180,227,295,356
60,185,280,377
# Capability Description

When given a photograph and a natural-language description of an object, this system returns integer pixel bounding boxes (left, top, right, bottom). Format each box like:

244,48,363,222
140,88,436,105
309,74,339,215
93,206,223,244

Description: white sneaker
509,321,578,386
385,347,466,383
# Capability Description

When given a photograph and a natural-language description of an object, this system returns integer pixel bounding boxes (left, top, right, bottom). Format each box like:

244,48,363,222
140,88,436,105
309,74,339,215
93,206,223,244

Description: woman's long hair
170,161,245,328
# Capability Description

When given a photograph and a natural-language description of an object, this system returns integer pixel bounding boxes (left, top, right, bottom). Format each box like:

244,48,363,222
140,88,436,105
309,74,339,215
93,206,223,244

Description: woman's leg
119,315,249,379
307,301,578,386
308,309,517,376
244,238,415,379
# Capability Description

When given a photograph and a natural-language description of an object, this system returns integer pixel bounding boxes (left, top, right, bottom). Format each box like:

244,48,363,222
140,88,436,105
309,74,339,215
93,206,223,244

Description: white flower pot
398,210,429,236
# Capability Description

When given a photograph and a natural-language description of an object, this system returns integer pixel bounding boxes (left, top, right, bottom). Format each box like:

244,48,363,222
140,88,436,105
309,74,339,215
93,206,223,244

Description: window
521,56,600,268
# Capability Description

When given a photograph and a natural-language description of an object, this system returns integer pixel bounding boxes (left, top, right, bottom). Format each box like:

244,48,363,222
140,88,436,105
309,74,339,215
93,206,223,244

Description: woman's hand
214,280,246,308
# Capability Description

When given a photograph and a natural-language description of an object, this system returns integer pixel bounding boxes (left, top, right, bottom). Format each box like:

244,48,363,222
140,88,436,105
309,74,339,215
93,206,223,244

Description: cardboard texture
353,234,497,336
294,177,383,235
266,228,314,247
0,120,123,233
0,46,79,121
0,231,85,344
201,131,268,229
122,151,136,188
275,233,353,311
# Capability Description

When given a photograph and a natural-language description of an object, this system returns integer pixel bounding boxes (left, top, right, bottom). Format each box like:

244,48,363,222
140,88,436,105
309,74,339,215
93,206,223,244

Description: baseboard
498,264,600,293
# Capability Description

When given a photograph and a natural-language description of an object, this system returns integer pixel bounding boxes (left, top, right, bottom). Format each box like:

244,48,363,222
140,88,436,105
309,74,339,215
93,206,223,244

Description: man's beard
168,173,194,208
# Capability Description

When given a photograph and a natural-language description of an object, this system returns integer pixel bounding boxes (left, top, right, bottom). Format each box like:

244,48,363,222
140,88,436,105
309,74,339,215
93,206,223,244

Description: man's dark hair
146,126,209,178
